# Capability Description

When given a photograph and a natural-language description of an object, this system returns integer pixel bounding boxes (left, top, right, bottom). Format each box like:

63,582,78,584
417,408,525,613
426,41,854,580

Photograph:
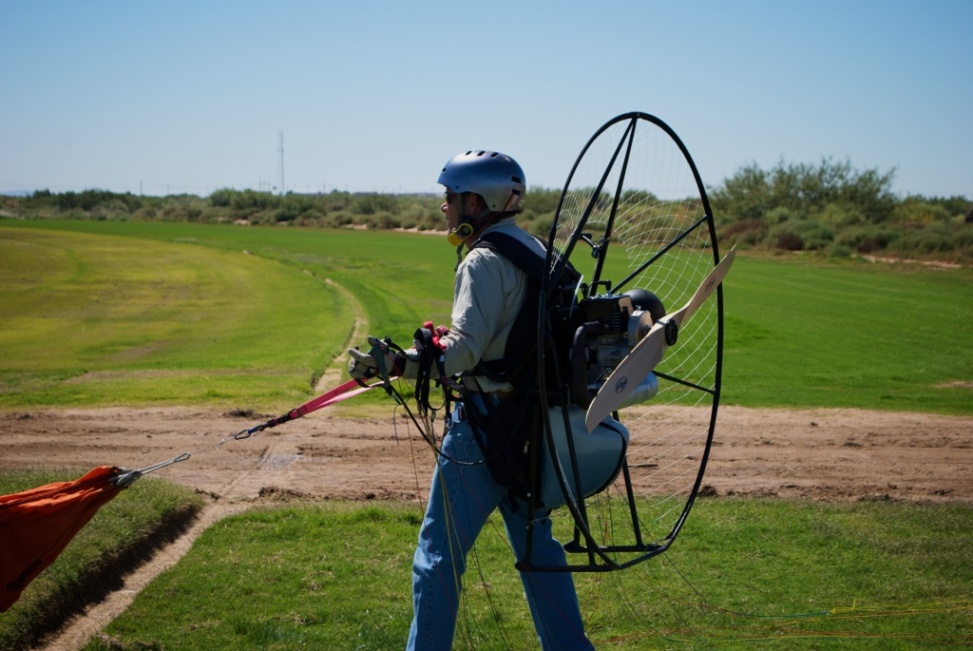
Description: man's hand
347,347,398,381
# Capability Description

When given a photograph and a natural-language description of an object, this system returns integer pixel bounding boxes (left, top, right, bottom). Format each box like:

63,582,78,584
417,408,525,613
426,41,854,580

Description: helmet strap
454,242,464,271
465,207,495,238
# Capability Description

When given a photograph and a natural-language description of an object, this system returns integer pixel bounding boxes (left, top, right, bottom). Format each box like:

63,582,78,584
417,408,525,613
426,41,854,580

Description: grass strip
80,498,972,650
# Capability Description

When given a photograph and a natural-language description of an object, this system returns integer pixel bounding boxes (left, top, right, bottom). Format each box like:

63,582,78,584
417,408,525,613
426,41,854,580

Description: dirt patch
0,407,433,504
703,406,972,502
2,405,971,649
5,405,968,505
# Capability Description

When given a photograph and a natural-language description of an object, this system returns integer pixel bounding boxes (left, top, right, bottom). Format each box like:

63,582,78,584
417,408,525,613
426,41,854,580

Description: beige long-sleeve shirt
440,218,546,393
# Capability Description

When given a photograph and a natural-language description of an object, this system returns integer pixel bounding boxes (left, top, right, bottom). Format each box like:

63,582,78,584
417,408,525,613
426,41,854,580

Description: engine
567,289,664,408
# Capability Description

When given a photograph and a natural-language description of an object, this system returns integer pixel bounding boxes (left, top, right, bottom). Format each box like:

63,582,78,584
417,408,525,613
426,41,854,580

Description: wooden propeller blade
584,247,735,432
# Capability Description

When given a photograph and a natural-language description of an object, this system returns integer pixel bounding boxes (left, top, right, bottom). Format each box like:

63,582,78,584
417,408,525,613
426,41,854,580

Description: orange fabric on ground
0,466,123,612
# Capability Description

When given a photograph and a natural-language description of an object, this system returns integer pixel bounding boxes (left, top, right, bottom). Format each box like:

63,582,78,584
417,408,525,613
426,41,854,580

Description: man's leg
407,419,505,650
500,502,595,650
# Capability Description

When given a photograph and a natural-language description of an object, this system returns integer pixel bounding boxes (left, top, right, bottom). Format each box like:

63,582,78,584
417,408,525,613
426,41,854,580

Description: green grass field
0,220,458,412
2,219,971,414
722,254,973,413
1,220,971,650
81,499,972,650
0,225,351,409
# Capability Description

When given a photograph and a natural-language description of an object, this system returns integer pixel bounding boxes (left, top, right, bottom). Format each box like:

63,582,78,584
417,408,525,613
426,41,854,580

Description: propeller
584,246,736,433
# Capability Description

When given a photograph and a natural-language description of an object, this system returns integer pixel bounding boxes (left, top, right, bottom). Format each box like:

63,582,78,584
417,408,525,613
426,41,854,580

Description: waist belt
451,390,519,425
478,389,518,400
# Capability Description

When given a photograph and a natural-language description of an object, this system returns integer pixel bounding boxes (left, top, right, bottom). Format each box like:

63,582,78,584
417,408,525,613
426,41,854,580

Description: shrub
835,225,898,254
521,187,561,218
527,215,554,239
817,202,866,227
774,229,804,251
768,219,834,251
827,243,853,258
323,211,354,228
721,219,767,247
352,193,400,216
890,223,958,255
209,188,234,208
892,198,953,225
712,158,897,226
765,206,801,225
324,190,353,212
91,199,133,220
710,162,771,222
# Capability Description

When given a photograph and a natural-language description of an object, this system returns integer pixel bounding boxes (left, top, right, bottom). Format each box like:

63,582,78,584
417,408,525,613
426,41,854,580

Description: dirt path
5,405,969,506
1,405,971,649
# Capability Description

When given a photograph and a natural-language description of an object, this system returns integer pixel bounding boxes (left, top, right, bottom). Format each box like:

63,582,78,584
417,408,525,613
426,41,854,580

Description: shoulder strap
472,231,547,284
467,231,546,388
472,229,586,406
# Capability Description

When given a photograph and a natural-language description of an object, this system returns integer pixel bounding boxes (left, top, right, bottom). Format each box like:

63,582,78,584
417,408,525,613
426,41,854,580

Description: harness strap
413,322,464,418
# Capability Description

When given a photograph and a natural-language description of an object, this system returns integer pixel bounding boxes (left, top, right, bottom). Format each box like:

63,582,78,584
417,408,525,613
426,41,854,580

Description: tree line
710,159,971,262
3,159,970,263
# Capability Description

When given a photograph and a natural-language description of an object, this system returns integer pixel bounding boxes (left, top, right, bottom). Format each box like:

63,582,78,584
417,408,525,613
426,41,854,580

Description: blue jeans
407,397,594,650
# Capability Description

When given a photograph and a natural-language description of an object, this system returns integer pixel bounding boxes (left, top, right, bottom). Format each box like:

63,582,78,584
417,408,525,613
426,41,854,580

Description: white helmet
438,150,526,212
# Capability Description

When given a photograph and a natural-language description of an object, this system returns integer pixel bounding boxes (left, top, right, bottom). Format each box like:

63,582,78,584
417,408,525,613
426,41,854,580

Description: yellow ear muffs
447,222,474,246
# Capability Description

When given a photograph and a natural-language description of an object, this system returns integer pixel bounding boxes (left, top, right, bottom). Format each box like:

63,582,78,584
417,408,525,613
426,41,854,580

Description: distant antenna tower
277,131,285,195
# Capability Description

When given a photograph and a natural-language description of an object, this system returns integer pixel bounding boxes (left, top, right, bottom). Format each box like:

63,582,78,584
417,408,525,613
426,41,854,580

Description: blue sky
2,1,970,199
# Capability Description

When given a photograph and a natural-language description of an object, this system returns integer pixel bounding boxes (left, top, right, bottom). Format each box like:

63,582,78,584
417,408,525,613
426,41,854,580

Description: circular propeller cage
527,112,725,572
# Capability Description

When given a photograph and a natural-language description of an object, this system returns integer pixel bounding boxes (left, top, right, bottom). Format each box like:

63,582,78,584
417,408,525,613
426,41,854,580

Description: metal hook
111,452,191,488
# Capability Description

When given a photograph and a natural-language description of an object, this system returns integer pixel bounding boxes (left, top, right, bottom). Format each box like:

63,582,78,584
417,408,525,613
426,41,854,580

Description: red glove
426,321,450,351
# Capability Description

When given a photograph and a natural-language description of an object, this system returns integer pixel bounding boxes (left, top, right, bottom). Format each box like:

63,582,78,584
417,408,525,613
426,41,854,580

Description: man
348,150,594,650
